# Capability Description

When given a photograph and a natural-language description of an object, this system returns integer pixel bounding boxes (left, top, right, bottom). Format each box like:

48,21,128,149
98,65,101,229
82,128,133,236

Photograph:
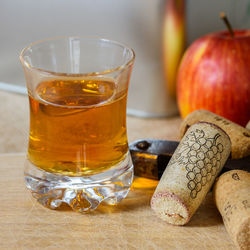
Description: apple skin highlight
177,30,250,127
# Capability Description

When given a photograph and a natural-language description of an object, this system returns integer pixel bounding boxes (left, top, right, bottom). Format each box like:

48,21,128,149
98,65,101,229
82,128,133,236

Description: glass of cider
20,37,135,212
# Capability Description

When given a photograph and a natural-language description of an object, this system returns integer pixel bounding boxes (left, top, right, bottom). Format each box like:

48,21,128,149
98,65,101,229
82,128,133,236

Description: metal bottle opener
130,139,250,180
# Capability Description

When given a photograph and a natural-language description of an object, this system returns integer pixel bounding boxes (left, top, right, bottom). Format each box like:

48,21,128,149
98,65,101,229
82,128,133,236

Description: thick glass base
24,154,133,212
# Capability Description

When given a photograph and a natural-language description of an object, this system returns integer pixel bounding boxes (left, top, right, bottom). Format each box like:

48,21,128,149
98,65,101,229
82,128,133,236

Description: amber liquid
28,78,128,176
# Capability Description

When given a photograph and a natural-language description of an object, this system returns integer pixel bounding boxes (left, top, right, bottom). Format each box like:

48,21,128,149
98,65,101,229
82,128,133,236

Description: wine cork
213,170,250,250
246,120,250,131
151,122,231,225
179,110,250,159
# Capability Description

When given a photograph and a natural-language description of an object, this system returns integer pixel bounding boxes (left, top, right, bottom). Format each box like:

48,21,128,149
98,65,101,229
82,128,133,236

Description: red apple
177,30,250,126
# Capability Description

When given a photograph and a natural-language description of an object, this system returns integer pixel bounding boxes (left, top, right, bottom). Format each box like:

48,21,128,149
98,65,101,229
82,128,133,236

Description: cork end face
151,192,190,226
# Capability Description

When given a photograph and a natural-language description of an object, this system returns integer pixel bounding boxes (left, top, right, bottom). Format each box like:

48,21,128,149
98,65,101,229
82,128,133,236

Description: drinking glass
20,37,135,212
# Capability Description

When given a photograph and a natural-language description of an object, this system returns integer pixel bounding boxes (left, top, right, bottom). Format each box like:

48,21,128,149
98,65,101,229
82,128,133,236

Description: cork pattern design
169,129,224,199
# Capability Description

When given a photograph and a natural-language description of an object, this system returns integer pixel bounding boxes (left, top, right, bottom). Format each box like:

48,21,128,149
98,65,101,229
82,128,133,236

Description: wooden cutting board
0,154,236,250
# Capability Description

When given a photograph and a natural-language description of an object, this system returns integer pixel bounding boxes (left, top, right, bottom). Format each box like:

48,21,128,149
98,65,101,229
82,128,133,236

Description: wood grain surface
0,154,235,250
0,90,236,249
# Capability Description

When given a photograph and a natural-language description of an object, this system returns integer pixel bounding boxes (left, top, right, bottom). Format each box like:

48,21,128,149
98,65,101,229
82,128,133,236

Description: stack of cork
151,110,250,250
214,170,250,250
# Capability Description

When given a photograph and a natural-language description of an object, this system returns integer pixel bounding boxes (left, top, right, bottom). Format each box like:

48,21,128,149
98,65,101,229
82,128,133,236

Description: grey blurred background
1,0,250,117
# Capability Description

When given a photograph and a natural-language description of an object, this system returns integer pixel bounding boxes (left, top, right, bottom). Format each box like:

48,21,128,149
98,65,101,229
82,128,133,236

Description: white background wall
1,0,250,116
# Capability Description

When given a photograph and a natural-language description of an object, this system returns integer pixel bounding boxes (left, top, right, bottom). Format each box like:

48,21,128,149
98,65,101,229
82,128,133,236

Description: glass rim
19,36,135,77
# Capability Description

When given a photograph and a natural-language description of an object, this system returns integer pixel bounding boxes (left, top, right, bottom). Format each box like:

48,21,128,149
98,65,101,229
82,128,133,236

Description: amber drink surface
28,78,128,176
